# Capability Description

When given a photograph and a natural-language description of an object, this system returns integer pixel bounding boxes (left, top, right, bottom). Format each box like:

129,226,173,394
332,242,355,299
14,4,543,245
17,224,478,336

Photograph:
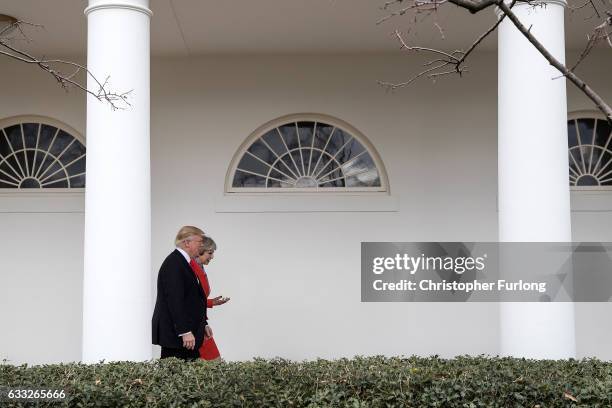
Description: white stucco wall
0,50,611,364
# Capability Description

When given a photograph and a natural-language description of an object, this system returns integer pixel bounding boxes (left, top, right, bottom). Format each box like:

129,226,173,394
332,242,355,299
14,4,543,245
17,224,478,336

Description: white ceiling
0,0,604,57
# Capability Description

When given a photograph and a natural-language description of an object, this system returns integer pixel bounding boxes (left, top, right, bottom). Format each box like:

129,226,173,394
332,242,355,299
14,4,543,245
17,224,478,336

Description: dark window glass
318,168,344,185
567,121,578,148
568,151,580,174
41,165,66,184
576,175,599,186
319,179,345,188
595,151,612,176
569,149,585,173
569,161,581,182
5,155,22,178
323,130,352,157
237,153,270,176
308,149,322,175
49,130,74,157
44,179,68,188
0,161,20,181
316,160,340,180
4,125,23,151
337,138,366,165
297,122,314,148
597,160,612,180
38,156,59,180
290,151,304,174
261,129,287,157
266,178,294,188
273,160,297,180
301,147,312,175
32,151,46,177
38,125,57,151
247,139,276,165
232,170,266,187
269,169,295,185
20,178,41,188
589,146,604,175
312,152,336,178
69,174,86,188
579,146,592,171
313,125,334,150
26,150,36,173
66,156,86,175
594,120,611,148
59,141,86,166
0,131,12,157
577,119,595,146
278,124,299,150
23,123,39,149
279,154,300,177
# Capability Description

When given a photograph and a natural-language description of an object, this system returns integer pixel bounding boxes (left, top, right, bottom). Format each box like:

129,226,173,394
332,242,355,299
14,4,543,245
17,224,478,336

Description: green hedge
1,356,612,407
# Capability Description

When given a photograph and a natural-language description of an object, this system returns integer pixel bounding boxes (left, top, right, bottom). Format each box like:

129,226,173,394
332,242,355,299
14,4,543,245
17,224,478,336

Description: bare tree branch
0,20,131,110
380,1,512,90
378,0,612,125
454,1,515,68
568,19,611,72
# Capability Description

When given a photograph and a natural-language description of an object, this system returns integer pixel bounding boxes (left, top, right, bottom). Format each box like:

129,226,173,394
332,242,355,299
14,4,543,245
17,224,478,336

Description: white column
498,0,575,359
82,0,152,362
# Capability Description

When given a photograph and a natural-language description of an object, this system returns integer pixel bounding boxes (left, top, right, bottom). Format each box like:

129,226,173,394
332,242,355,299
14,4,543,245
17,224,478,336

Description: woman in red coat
193,236,229,360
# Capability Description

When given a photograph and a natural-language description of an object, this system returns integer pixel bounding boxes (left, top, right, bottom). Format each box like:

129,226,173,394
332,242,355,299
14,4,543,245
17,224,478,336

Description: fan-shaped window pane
0,119,85,189
297,122,314,147
237,153,270,175
38,125,57,151
69,174,86,188
229,116,386,191
233,170,266,187
313,125,334,150
324,129,352,157
569,117,612,187
279,125,299,150
247,139,276,165
23,123,39,149
5,125,23,151
261,129,287,157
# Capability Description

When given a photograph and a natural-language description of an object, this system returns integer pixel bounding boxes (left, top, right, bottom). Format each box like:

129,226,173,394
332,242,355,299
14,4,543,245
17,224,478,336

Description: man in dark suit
152,226,211,360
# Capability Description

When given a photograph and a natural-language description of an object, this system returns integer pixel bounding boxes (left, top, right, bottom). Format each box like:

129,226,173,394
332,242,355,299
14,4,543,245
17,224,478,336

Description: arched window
227,114,388,192
0,116,85,189
568,113,612,188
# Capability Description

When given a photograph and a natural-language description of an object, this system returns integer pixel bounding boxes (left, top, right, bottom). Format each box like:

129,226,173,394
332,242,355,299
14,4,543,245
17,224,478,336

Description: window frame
225,113,390,194
568,110,612,192
0,115,85,193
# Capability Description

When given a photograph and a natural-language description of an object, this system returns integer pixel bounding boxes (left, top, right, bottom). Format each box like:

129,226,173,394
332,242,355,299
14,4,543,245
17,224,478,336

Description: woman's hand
210,295,230,306
204,325,213,340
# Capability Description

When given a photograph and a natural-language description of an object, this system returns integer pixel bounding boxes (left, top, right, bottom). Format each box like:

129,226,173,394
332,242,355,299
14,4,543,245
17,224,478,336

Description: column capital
85,0,152,17
495,0,567,17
